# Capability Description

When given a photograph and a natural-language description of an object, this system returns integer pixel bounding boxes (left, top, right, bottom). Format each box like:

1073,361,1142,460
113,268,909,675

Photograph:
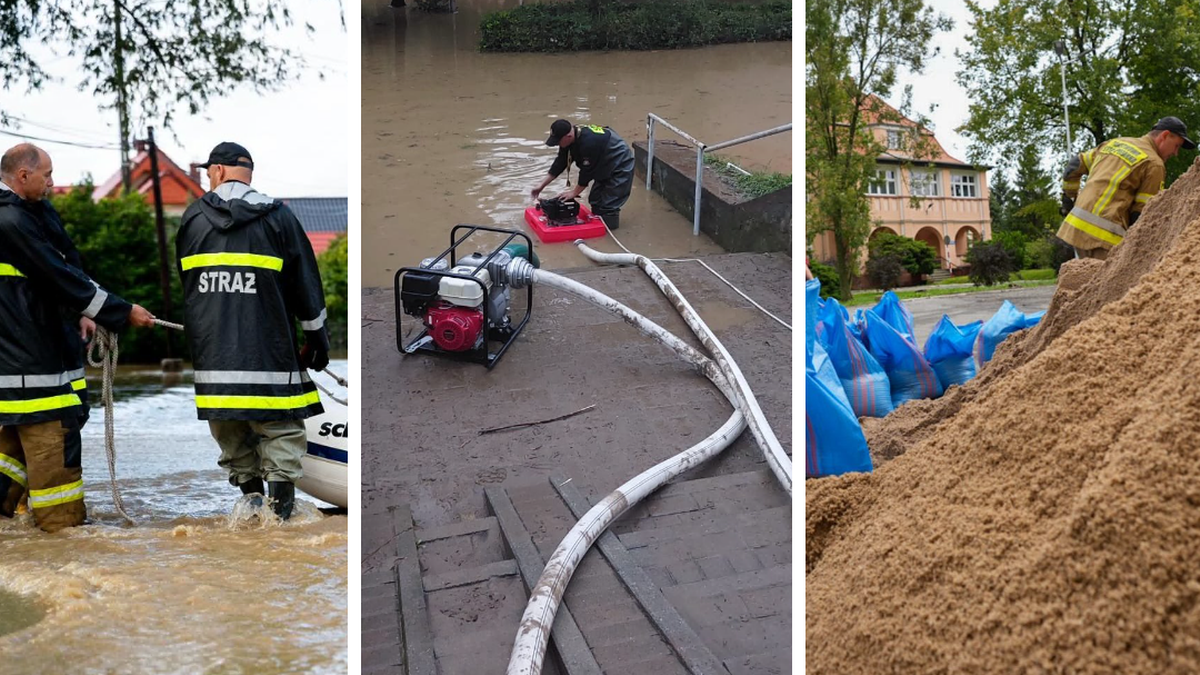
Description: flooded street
0,363,348,674
361,0,792,286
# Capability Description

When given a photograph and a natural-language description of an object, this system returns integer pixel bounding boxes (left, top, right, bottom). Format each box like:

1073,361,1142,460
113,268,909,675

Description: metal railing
645,113,792,235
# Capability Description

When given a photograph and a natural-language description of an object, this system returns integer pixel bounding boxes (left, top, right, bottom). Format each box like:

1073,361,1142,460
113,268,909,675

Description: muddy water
361,0,792,286
0,363,348,674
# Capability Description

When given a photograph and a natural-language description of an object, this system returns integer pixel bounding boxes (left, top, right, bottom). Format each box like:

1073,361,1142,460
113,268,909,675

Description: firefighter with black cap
0,143,157,532
1056,116,1196,260
177,142,330,520
530,118,636,230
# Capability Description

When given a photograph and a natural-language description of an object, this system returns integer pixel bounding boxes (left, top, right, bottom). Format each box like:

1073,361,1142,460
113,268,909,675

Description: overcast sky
0,2,347,198
889,0,996,164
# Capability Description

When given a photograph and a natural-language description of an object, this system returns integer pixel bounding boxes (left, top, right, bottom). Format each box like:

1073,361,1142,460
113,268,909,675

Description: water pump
396,225,536,369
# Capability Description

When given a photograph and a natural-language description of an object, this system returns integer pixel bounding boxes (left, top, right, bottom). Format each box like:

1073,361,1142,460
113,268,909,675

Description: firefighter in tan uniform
0,144,156,532
1056,116,1195,260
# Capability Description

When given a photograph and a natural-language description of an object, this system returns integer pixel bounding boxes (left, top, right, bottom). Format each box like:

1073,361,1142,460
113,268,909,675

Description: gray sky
889,0,996,164
0,2,347,198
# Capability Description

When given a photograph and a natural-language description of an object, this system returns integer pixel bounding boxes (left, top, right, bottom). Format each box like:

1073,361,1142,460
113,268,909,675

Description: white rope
87,326,134,524
313,376,348,406
604,228,792,331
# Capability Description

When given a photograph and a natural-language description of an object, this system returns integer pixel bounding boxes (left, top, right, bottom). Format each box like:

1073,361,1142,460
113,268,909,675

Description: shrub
869,232,937,279
991,230,1030,270
318,235,349,353
1047,236,1075,273
965,241,1014,286
809,259,840,299
866,254,904,291
480,0,791,53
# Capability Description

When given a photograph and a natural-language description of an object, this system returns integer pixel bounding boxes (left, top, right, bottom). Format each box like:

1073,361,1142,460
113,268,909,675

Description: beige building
811,101,991,274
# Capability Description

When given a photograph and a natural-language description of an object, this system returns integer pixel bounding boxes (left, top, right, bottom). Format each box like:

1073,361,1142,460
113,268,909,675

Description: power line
0,127,120,150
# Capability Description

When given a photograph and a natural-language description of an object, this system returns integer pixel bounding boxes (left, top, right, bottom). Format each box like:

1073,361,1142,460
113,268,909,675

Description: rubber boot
268,481,295,521
601,212,620,231
240,477,265,508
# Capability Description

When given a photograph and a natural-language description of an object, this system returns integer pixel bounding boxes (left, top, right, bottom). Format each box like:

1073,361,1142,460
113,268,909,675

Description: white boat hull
299,397,348,508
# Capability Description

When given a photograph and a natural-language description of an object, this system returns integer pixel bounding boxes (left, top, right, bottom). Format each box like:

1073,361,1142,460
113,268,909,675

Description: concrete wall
633,141,791,254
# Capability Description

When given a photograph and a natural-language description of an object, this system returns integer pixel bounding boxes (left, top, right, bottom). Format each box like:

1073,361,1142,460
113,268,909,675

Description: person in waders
530,118,635,230
177,142,330,521
0,144,157,532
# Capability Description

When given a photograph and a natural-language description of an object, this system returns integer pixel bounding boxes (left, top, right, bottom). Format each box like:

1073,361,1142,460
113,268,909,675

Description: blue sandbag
805,279,872,477
865,309,943,406
818,298,894,418
923,315,983,389
806,341,873,478
872,291,916,343
974,301,1042,369
849,308,868,348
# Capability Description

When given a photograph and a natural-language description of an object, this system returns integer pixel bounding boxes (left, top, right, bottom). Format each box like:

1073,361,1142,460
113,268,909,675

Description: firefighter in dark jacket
0,143,156,532
530,119,636,230
177,142,330,521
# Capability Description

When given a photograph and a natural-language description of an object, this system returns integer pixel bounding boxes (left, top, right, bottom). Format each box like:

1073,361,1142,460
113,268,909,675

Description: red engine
425,303,484,352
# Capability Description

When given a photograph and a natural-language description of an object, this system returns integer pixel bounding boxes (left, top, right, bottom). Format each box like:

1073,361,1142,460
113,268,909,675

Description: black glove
300,344,330,371
1128,211,1141,229
1060,194,1075,217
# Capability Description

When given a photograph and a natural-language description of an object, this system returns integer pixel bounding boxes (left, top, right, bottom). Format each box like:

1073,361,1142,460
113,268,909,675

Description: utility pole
113,0,132,192
146,127,176,363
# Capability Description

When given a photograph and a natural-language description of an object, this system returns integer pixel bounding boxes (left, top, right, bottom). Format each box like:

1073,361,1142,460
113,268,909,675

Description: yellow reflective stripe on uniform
1065,213,1124,246
28,479,84,508
586,125,605,134
71,378,87,391
0,393,82,414
1082,149,1095,170
1093,165,1132,218
195,391,321,410
180,253,284,271
0,263,25,277
0,453,27,487
1135,192,1154,205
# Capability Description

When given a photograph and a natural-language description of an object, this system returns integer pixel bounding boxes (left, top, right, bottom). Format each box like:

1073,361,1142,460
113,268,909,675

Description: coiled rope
86,318,346,524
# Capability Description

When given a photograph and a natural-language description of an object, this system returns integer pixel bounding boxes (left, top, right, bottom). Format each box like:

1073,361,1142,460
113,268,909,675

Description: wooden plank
391,503,437,675
416,516,497,544
424,559,520,592
484,486,604,675
550,475,729,675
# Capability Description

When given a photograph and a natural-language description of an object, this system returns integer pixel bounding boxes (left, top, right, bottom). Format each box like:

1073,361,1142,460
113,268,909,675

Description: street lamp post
1054,40,1072,157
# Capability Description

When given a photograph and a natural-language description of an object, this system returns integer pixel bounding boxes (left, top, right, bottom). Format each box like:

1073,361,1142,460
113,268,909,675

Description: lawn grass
846,279,1058,307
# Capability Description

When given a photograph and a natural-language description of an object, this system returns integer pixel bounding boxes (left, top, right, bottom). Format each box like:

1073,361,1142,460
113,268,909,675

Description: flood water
0,363,348,674
361,0,792,286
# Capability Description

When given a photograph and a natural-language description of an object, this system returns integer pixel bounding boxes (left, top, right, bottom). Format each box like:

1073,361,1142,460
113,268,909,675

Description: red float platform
524,203,608,244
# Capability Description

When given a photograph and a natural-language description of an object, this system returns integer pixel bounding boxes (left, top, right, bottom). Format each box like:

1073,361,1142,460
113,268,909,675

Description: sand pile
807,157,1200,673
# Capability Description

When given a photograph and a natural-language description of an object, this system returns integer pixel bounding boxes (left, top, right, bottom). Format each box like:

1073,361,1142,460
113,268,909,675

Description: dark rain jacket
176,181,329,422
549,125,635,189
0,188,131,426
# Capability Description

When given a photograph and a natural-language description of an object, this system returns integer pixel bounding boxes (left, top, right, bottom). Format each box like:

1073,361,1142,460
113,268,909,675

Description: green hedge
480,0,791,52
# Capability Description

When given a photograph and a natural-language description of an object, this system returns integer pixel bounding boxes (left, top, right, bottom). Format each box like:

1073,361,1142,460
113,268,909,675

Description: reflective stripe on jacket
1056,135,1165,251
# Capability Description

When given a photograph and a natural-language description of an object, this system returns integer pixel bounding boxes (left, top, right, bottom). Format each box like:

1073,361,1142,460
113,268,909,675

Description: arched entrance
914,226,944,269
955,226,980,259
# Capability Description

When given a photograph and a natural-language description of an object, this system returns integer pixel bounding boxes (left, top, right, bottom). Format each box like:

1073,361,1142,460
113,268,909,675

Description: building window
868,168,897,195
887,129,904,150
951,173,977,198
910,169,940,197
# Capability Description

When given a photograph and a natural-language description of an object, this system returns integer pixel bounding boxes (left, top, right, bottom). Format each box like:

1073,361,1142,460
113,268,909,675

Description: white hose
506,270,748,675
574,242,793,495
505,411,746,675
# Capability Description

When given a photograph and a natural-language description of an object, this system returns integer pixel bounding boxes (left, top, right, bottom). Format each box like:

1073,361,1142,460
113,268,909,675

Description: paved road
904,284,1058,345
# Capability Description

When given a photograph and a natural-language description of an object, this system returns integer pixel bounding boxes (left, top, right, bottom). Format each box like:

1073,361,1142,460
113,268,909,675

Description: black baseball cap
1153,117,1197,150
197,141,255,169
545,119,572,146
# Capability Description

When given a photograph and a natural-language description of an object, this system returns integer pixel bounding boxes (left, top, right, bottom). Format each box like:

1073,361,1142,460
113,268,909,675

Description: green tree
1006,144,1060,240
51,183,182,361
956,0,1200,183
318,234,348,354
805,0,951,301
989,169,1013,235
0,2,335,188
